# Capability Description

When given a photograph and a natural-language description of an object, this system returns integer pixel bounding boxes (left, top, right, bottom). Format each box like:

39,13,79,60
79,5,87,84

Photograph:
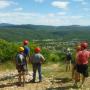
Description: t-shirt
76,50,90,64
16,53,26,65
30,53,45,63
23,46,30,56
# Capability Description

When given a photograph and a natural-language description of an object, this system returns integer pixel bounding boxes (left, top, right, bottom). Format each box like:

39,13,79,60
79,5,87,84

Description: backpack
66,52,72,60
16,53,26,65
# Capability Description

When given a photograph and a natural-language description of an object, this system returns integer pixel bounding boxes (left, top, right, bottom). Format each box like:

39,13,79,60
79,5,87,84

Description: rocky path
0,65,90,90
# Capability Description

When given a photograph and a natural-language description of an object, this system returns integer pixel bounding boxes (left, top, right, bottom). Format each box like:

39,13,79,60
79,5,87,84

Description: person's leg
69,60,71,71
25,57,28,74
22,72,25,86
32,64,37,82
81,64,88,87
72,64,75,80
66,61,68,72
74,64,80,87
38,63,42,82
18,72,22,85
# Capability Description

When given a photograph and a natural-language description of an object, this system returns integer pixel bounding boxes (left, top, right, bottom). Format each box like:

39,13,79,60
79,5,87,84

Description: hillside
0,23,90,41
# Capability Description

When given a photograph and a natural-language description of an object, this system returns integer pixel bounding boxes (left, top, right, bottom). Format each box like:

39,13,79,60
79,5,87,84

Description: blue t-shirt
23,46,30,56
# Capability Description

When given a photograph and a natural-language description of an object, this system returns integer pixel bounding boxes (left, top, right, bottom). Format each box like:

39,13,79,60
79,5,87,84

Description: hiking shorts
17,64,27,73
76,64,88,77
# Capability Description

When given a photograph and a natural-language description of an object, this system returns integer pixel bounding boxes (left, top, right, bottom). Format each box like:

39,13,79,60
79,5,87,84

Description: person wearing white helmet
65,48,72,72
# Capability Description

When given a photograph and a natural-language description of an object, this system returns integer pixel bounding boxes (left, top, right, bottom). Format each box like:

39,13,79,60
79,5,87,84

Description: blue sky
0,0,90,26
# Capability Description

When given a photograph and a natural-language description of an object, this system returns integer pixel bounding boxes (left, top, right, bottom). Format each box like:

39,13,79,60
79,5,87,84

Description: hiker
30,47,45,82
72,45,81,80
65,48,72,72
15,47,27,86
23,40,30,74
75,42,90,87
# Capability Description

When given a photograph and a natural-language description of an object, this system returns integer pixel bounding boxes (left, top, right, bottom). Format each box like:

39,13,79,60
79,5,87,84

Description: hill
0,23,90,41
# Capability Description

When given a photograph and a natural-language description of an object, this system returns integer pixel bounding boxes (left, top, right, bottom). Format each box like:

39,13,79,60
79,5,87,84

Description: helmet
67,48,70,51
34,47,41,53
19,47,24,52
80,42,88,49
76,45,81,51
23,40,29,45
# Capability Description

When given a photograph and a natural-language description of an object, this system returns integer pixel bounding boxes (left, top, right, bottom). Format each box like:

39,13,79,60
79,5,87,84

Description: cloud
0,12,41,24
0,1,18,9
34,0,44,3
73,0,87,5
51,1,69,9
0,12,88,26
57,12,66,15
14,7,23,11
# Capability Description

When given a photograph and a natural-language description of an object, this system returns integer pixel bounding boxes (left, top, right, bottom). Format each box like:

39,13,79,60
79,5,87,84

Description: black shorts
76,64,88,77
17,64,27,73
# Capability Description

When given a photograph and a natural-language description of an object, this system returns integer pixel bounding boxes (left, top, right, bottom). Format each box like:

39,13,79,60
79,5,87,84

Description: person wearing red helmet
30,47,45,83
23,40,29,45
75,42,90,88
23,40,30,74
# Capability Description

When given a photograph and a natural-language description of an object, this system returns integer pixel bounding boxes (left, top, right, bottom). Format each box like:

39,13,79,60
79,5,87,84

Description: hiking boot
73,83,78,88
39,80,42,82
30,79,35,83
80,84,84,88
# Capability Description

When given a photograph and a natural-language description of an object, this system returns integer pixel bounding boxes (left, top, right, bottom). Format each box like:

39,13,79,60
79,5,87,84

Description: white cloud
0,1,18,9
0,12,89,26
47,13,55,17
14,8,23,11
35,0,44,3
57,12,66,15
51,1,69,9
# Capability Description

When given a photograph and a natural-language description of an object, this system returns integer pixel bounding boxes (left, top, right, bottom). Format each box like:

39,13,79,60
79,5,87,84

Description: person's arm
40,55,45,63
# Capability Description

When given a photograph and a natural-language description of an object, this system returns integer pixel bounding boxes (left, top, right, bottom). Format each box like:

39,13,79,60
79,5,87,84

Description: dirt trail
0,64,90,90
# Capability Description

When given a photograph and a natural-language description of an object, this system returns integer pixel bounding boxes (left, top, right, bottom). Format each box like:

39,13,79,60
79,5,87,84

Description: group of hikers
15,39,90,88
15,40,45,86
65,42,90,88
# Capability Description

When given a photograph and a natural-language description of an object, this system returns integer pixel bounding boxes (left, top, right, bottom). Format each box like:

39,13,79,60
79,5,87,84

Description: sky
0,0,90,26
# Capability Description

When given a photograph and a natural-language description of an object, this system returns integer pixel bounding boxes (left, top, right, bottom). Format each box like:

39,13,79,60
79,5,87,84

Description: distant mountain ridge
0,23,90,42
